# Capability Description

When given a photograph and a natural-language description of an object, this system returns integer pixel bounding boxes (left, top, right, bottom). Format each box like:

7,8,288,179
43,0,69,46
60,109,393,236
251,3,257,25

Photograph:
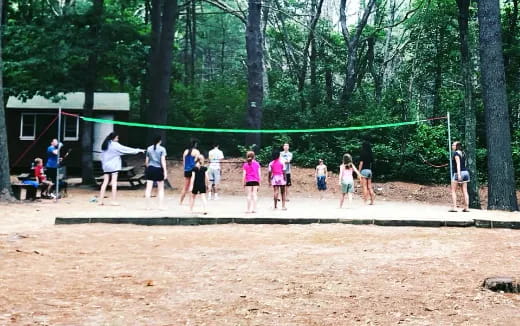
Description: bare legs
210,183,218,200
99,172,119,205
451,181,469,211
273,186,286,209
246,186,258,213
360,178,375,205
190,192,207,214
339,192,353,208
179,177,191,204
145,180,165,209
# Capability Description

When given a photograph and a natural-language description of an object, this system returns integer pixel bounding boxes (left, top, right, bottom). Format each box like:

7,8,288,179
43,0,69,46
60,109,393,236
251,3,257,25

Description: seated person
34,158,54,198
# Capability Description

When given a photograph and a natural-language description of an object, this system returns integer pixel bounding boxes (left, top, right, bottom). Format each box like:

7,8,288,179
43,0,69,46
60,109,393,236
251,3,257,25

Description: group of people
94,133,383,213
314,141,376,207
27,139,64,199
35,133,471,213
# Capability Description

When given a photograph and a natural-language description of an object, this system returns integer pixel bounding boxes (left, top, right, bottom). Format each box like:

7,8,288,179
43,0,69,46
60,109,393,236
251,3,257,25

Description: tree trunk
81,0,103,186
0,0,13,200
190,0,196,83
478,0,518,211
261,0,270,97
340,0,375,104
456,0,480,209
245,0,264,149
147,0,178,144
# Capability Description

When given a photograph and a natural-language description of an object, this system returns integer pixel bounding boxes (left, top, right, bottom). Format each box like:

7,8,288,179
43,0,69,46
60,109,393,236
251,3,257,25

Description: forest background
0,0,519,210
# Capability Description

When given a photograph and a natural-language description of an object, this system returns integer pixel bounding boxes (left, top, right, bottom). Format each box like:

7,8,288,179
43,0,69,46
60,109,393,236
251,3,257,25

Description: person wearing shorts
208,144,224,200
180,139,200,205
98,132,144,206
315,159,328,199
269,151,287,210
144,136,167,210
450,141,470,212
243,151,261,213
280,143,293,200
189,155,209,214
339,154,362,208
358,141,375,205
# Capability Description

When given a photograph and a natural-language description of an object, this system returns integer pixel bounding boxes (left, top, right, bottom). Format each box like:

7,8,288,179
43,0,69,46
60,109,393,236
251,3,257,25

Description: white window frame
19,113,36,140
63,115,79,141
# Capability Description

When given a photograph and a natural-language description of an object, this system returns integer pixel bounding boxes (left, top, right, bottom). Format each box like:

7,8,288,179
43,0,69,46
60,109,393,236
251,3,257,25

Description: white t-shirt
280,151,293,173
208,148,224,169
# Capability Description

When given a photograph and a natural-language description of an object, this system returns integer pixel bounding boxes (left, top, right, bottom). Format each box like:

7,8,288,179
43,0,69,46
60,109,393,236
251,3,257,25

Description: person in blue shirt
45,139,62,185
179,139,200,205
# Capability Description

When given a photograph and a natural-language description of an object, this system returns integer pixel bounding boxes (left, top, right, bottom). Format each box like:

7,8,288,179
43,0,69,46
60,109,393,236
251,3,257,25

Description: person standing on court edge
46,138,63,186
449,141,470,212
280,143,293,201
358,141,375,205
208,143,224,200
180,139,200,205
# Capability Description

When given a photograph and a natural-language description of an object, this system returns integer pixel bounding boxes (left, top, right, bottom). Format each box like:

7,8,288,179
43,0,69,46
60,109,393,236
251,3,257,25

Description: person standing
98,132,144,206
315,159,328,199
339,154,363,208
269,150,287,210
280,143,293,201
45,139,62,186
189,155,209,214
180,139,200,205
208,143,224,200
358,141,376,205
243,151,261,213
450,141,470,212
144,136,168,210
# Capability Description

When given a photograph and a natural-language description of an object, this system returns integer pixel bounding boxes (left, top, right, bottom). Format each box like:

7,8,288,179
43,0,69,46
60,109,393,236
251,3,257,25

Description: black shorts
192,186,206,194
285,173,292,186
46,167,58,184
184,171,192,178
245,181,259,186
146,166,164,181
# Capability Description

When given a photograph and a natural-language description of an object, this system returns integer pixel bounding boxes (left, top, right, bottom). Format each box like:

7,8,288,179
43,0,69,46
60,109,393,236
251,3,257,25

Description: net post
55,106,62,202
447,111,453,180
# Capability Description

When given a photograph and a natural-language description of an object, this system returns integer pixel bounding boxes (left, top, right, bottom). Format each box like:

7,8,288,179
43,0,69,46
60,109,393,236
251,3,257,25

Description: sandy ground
2,161,520,325
1,222,519,325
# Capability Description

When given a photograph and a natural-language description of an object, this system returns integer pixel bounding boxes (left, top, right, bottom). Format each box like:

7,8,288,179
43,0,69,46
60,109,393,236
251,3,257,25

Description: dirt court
1,162,520,325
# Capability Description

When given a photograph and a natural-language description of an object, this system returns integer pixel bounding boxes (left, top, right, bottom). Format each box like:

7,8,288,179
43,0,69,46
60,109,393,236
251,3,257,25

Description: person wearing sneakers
269,150,287,210
449,141,470,212
189,155,209,214
243,151,261,213
280,143,293,201
98,132,145,206
208,143,224,200
144,136,168,210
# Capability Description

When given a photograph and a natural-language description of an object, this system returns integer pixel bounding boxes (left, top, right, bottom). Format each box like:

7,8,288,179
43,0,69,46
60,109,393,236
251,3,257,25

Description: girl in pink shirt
243,151,261,213
339,153,363,208
268,151,287,210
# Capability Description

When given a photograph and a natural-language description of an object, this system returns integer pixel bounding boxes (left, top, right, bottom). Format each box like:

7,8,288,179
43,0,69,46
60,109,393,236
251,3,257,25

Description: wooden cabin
6,92,130,173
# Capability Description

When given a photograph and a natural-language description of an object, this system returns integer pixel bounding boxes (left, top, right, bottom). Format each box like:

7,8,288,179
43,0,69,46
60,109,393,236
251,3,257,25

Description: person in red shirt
34,158,54,198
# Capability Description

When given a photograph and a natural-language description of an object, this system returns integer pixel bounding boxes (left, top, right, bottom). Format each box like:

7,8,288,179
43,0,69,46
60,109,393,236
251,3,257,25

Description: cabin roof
6,92,130,111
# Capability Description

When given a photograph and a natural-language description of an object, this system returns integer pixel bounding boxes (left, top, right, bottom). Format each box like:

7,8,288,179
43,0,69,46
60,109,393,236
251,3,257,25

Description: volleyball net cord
58,111,451,168
61,111,447,134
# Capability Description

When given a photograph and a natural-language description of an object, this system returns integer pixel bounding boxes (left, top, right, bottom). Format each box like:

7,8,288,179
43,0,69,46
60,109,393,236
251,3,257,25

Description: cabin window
20,113,36,140
63,115,79,141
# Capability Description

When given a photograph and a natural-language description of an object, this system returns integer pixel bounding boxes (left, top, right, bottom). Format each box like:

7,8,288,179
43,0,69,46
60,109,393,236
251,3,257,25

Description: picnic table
95,165,145,188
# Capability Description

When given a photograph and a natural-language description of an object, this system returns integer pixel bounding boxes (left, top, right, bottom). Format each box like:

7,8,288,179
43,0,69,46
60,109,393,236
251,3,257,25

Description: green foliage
4,0,520,189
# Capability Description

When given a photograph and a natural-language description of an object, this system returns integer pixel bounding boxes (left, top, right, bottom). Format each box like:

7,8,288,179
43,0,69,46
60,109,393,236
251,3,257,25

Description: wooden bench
12,183,39,200
95,166,145,188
